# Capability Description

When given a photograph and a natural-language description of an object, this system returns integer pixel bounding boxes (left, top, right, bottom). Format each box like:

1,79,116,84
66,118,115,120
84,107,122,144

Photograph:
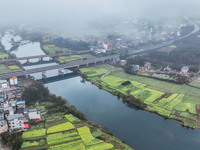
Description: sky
0,0,200,34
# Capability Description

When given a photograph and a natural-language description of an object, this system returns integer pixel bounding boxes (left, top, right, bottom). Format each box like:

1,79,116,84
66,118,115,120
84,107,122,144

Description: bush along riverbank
1,79,134,150
79,64,200,129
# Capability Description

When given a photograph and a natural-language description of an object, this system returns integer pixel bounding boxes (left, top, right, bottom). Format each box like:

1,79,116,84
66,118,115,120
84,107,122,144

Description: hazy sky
0,0,200,33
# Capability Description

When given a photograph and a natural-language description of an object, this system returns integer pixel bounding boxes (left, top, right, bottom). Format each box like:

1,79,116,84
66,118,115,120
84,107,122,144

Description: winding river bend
1,31,200,150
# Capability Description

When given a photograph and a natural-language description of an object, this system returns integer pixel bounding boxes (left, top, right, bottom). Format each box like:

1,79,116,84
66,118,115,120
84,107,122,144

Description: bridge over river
0,55,119,79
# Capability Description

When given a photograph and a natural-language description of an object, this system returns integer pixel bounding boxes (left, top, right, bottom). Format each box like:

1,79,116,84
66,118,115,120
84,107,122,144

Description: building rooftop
28,109,37,112
182,66,189,70
7,114,23,121
4,107,13,112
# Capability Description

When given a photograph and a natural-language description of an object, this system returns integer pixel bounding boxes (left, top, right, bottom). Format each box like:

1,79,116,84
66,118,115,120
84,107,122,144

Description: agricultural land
21,111,133,150
42,44,72,54
57,54,96,64
80,64,200,128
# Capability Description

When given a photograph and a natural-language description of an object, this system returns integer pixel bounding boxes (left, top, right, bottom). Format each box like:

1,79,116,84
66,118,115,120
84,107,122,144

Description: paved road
0,55,119,79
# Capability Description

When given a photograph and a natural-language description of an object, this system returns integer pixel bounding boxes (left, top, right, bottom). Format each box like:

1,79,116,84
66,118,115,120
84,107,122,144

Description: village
0,76,40,133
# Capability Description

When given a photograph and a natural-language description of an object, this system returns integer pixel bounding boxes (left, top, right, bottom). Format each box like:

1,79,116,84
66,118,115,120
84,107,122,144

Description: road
0,55,119,79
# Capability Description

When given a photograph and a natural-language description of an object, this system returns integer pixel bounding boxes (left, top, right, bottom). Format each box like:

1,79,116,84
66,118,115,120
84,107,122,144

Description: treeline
23,81,86,120
52,38,89,51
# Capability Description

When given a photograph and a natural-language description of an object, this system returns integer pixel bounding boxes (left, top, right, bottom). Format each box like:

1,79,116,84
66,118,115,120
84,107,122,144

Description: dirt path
101,71,111,79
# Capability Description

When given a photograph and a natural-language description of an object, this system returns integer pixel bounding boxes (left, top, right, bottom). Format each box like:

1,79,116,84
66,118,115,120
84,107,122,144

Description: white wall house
28,109,41,120
9,76,18,86
7,114,24,132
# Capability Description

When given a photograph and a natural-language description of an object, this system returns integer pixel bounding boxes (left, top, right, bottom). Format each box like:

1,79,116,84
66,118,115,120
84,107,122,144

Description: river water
1,31,200,150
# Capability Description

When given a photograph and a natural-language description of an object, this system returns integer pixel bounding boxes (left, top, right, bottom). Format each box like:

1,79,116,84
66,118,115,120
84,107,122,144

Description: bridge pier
58,68,65,76
39,58,43,62
42,71,47,79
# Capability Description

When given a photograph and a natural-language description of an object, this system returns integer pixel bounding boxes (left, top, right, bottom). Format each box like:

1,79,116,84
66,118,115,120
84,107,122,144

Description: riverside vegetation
80,64,200,128
1,79,133,150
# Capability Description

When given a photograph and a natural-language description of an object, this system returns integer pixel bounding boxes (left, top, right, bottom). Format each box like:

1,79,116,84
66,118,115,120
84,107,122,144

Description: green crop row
47,131,80,145
65,114,81,123
22,128,46,140
49,140,86,150
47,122,75,134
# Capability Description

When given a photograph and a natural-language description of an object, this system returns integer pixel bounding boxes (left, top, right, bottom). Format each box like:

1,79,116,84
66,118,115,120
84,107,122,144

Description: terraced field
21,113,133,149
80,64,200,128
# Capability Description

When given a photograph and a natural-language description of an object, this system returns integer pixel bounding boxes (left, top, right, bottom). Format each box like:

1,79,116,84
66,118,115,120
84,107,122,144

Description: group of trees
23,81,86,120
52,38,89,51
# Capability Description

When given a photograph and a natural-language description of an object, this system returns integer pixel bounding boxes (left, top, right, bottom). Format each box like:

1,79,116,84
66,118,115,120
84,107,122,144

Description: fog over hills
0,0,200,35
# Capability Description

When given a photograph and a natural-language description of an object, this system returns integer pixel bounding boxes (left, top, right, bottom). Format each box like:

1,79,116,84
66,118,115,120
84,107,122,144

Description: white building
7,114,24,132
4,107,14,118
9,76,18,86
28,109,41,121
181,66,189,74
0,80,9,89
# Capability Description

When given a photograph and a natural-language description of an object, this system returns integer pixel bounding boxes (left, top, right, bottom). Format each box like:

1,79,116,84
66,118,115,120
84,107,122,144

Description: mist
0,0,200,35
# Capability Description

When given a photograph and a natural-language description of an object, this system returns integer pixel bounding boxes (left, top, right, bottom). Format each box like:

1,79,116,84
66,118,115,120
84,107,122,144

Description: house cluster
0,76,41,133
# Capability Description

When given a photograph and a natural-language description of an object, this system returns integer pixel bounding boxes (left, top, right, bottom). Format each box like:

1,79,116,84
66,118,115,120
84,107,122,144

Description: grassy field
21,112,133,150
189,76,200,88
43,44,72,54
7,65,22,71
80,64,200,128
0,52,9,59
57,54,96,64
0,64,12,74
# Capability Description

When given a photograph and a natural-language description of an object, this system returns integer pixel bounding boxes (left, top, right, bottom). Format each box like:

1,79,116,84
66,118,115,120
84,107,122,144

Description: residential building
144,62,151,70
132,65,140,72
9,76,18,86
120,60,127,66
0,120,8,133
7,114,24,132
181,66,189,74
4,107,14,118
0,109,4,120
28,109,41,121
1,80,8,89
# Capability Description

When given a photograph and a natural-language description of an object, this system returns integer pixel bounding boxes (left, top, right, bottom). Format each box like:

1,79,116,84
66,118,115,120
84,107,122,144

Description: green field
0,64,12,74
7,65,22,71
0,52,9,59
22,128,46,140
43,44,72,54
80,64,200,128
57,54,96,64
65,114,81,123
21,113,133,149
189,76,200,88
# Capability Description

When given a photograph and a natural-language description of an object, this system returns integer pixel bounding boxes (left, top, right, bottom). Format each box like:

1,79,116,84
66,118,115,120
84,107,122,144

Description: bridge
0,49,94,64
0,55,119,79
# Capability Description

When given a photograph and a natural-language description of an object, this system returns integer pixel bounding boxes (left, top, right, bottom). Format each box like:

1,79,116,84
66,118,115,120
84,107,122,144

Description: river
1,31,200,150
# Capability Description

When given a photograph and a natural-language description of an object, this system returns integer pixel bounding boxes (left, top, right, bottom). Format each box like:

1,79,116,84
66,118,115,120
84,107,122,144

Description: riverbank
79,64,200,129
1,78,134,150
